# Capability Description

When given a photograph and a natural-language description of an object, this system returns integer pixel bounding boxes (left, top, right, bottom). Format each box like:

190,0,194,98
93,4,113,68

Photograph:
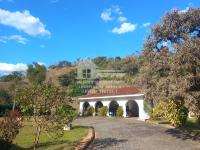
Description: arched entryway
95,101,103,115
109,101,119,116
126,100,139,117
83,101,90,116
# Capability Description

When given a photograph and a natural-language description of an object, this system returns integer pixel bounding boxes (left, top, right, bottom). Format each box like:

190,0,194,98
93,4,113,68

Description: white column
79,101,84,116
135,100,149,120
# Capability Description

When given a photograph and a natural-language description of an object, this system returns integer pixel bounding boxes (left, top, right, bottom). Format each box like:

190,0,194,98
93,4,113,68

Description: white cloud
0,9,51,36
0,38,7,43
112,5,122,15
101,5,124,22
0,35,28,44
0,63,28,74
179,7,190,13
118,16,127,22
112,22,137,34
142,22,151,28
37,62,46,66
101,8,112,21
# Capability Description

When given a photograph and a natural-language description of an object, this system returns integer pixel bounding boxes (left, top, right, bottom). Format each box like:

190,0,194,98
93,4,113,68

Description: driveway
74,117,200,150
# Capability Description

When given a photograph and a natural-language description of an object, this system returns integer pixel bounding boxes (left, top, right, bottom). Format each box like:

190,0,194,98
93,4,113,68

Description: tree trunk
33,125,41,150
12,97,16,111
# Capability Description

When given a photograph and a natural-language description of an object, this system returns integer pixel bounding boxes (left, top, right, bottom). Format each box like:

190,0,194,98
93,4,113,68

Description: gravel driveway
74,117,200,150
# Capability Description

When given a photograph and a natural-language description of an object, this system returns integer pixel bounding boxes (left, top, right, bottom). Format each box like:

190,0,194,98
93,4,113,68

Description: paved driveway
74,117,200,150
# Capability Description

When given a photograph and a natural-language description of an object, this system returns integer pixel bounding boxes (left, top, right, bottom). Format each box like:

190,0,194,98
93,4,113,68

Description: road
74,117,200,150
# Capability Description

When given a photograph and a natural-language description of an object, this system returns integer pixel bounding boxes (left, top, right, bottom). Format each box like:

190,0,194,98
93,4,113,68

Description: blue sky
0,0,200,74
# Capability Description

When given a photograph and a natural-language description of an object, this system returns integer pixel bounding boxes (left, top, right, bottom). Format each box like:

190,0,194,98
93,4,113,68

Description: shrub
151,100,188,127
86,106,94,116
164,100,188,127
116,106,123,117
99,106,108,117
0,104,12,116
144,101,153,116
0,110,22,149
150,101,165,120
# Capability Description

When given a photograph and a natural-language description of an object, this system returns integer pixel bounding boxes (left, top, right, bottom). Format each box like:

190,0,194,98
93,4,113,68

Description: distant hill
46,66,75,86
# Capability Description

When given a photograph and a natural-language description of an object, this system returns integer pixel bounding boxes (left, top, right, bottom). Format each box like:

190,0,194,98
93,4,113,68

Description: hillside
46,66,75,86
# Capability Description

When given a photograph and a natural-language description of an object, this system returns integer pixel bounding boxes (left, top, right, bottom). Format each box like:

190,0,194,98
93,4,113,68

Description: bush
0,110,22,149
164,100,188,127
99,106,108,117
150,101,165,120
144,101,153,116
86,106,94,116
116,106,123,117
0,104,12,116
151,100,188,127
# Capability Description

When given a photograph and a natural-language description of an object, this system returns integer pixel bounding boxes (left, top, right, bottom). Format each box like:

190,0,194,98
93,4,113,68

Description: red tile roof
79,86,142,98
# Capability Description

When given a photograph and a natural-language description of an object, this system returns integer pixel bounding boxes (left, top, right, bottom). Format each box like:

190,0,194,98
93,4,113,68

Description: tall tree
16,83,73,150
141,8,200,122
27,62,47,85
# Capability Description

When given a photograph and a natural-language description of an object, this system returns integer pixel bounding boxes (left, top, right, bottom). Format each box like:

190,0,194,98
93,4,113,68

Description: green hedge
151,100,188,127
86,106,94,116
0,104,12,116
116,106,123,117
99,106,108,117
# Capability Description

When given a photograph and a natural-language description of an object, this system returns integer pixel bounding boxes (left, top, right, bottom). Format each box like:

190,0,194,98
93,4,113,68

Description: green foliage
164,100,188,127
0,104,12,116
144,100,153,115
116,106,123,117
0,110,22,149
49,60,72,69
141,8,200,125
57,104,78,125
86,106,94,116
151,100,188,127
150,101,166,120
15,83,71,149
67,84,84,97
0,71,24,82
0,88,11,105
27,62,46,85
58,70,76,87
99,106,108,117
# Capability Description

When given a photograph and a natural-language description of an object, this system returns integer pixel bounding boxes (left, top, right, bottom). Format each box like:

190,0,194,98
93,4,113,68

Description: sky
0,0,200,75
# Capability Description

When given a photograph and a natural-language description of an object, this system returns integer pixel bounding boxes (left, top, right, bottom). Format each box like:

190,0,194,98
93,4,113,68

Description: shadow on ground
165,128,200,141
90,138,127,149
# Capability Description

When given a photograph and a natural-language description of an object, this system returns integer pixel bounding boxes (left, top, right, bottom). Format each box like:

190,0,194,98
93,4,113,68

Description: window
82,69,91,79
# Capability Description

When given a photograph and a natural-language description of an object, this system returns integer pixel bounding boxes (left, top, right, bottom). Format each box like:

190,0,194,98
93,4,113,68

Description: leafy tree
0,89,12,115
27,62,46,85
0,71,24,82
0,89,11,105
58,70,76,87
49,60,72,69
16,83,72,150
141,8,200,123
0,110,22,149
93,57,108,69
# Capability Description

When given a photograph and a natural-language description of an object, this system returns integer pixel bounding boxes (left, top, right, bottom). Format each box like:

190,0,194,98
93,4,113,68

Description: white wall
79,95,149,120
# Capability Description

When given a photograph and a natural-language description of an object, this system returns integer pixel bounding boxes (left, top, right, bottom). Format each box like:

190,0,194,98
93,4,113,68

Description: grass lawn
149,118,200,134
10,120,88,150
